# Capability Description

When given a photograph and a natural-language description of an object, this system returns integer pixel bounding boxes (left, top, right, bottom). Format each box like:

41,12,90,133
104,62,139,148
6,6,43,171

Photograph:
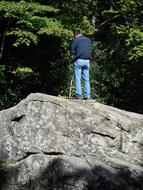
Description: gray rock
0,93,143,189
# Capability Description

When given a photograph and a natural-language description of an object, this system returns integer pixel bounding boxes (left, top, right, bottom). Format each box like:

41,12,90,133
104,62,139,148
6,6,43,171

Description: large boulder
0,93,143,190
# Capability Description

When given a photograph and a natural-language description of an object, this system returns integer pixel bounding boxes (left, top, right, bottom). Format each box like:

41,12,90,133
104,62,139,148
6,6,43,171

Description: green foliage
0,0,142,113
13,67,33,78
0,0,95,48
92,0,143,113
7,29,38,46
117,26,143,60
0,1,59,18
0,65,6,86
0,1,72,46
126,28,143,60
74,16,96,35
47,0,96,35
0,159,15,167
38,18,73,39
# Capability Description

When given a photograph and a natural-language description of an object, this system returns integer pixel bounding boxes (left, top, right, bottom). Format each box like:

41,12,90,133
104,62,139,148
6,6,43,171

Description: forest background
0,0,143,113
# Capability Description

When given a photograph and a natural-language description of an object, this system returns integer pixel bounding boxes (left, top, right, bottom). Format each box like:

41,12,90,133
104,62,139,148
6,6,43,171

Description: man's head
73,30,82,38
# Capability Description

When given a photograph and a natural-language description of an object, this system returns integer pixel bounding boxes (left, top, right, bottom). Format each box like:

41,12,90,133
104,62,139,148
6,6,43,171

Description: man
71,31,92,99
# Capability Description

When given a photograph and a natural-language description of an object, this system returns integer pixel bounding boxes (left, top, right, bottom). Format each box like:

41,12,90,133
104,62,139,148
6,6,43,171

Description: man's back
71,35,92,61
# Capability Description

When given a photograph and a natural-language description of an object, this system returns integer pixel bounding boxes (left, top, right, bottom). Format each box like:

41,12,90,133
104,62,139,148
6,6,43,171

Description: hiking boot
75,96,81,99
83,97,90,100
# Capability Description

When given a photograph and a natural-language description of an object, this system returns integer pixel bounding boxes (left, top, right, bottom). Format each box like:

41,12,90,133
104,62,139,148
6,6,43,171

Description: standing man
71,31,92,99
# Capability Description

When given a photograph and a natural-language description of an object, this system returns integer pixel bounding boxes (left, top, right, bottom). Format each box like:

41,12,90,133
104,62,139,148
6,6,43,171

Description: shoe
83,97,90,100
75,96,81,99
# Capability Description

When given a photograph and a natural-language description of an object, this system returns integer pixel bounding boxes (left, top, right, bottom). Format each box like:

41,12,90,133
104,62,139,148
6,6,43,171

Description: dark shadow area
1,156,143,190
0,161,7,190
0,35,70,110
39,158,143,190
114,60,143,114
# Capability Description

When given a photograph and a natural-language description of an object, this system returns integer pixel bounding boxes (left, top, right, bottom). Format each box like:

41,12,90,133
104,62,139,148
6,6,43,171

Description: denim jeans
74,59,90,99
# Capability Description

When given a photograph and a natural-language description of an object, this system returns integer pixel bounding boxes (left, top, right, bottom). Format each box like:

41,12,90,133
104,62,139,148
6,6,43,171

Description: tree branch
0,20,10,61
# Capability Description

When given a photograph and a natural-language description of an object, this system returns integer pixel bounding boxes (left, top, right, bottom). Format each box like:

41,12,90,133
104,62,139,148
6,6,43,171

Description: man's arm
71,39,77,55
89,38,93,58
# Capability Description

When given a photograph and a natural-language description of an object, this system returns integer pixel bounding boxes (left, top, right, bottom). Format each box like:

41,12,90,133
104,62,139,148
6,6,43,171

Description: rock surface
0,93,143,190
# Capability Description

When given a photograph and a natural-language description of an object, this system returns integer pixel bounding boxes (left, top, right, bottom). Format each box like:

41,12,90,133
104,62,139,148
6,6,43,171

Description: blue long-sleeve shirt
71,35,92,61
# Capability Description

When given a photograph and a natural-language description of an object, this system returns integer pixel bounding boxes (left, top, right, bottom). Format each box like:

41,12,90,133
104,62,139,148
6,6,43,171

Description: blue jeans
74,59,90,99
